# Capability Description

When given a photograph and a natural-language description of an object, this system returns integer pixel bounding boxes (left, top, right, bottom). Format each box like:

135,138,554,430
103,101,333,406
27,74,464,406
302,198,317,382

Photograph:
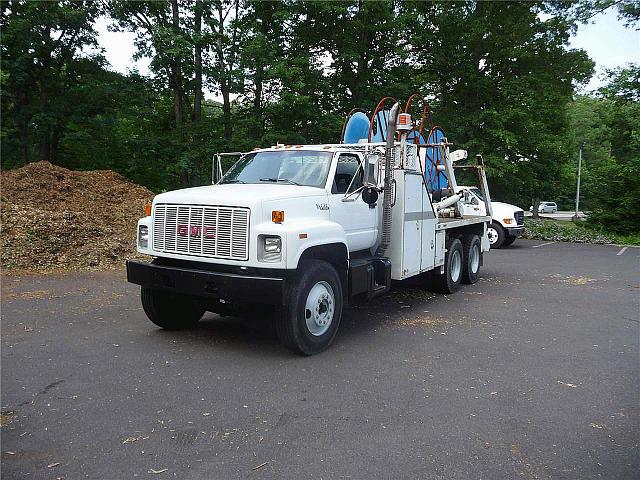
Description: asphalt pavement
1,240,638,479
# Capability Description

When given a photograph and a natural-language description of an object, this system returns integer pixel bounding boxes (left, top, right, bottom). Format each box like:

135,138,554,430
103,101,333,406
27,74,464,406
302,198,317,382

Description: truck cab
459,186,525,248
127,107,493,355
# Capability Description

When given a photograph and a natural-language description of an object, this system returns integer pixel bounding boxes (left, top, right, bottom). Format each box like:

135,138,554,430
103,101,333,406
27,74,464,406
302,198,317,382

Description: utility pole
573,143,584,222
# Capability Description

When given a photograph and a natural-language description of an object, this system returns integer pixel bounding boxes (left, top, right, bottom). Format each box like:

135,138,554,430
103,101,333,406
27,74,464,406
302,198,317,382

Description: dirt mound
1,161,154,272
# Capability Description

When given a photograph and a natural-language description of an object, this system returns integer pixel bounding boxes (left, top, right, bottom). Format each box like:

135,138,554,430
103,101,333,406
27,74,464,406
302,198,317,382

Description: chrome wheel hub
487,227,498,245
451,250,462,283
305,281,335,336
470,244,480,273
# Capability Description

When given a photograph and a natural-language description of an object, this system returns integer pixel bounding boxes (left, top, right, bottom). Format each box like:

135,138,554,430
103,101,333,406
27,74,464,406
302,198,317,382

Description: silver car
529,201,558,214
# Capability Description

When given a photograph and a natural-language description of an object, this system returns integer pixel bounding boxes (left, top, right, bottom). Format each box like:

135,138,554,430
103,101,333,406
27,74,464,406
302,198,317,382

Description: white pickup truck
459,186,525,248
127,105,494,354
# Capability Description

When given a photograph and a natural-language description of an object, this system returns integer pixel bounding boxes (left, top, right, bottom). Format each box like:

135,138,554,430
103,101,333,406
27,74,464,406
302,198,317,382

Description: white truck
127,104,494,355
459,186,525,248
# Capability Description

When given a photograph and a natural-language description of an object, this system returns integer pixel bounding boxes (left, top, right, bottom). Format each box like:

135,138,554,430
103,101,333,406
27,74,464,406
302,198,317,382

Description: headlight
138,225,149,249
264,236,281,253
259,235,282,262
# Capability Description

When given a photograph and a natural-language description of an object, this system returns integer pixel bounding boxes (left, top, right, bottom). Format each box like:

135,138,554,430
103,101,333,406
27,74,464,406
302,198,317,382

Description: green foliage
565,65,640,234
1,0,102,165
551,67,640,236
0,0,635,240
524,218,640,245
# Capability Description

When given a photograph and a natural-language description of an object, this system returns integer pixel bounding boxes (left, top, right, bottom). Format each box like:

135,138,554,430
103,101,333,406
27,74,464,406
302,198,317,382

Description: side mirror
212,154,223,184
363,152,379,187
362,186,379,206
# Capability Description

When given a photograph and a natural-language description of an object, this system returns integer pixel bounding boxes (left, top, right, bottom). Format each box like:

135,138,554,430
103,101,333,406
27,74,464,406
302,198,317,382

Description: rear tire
487,222,505,249
433,238,464,294
141,287,205,330
462,234,481,284
502,235,517,247
276,260,343,355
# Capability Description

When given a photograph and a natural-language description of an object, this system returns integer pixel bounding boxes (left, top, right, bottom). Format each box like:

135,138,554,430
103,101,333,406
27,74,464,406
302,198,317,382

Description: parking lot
1,240,638,479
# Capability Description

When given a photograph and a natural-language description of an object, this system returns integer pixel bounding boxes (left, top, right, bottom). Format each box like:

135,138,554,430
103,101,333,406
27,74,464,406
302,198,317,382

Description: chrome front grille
153,204,249,260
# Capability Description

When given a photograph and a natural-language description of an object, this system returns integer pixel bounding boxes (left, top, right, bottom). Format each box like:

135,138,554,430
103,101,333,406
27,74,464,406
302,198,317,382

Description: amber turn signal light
144,203,152,217
272,210,285,223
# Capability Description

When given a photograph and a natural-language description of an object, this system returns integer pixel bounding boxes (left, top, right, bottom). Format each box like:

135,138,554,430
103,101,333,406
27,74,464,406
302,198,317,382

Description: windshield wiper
259,178,301,186
220,179,245,184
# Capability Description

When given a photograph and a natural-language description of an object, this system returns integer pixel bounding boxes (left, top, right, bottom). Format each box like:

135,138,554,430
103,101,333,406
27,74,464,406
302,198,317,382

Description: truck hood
153,184,326,208
492,201,524,215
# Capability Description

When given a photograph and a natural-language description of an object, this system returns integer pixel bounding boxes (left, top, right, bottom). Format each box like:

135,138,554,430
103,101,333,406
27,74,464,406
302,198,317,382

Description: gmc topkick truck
127,101,494,355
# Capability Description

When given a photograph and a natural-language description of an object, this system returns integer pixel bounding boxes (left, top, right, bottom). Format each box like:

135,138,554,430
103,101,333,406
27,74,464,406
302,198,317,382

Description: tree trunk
50,127,59,165
170,0,190,187
193,0,203,123
218,3,233,142
532,198,540,218
253,1,273,140
356,9,368,105
170,0,184,131
39,126,51,163
221,80,232,142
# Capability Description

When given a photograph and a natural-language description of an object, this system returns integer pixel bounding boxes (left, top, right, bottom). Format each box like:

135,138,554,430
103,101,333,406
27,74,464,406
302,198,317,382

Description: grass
523,218,640,246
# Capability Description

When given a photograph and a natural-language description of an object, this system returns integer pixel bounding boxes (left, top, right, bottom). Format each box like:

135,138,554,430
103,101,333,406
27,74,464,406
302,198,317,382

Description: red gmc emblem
177,224,215,239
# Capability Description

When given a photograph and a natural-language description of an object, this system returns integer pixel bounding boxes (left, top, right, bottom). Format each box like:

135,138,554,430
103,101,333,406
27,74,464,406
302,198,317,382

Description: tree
0,0,102,165
569,0,640,29
578,65,640,233
419,1,593,213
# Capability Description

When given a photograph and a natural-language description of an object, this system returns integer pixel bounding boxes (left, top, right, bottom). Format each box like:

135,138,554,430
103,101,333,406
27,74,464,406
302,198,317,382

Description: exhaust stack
375,102,400,257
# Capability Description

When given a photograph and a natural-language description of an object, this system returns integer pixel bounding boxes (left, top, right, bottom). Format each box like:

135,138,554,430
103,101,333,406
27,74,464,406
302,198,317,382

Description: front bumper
126,260,286,305
506,226,524,237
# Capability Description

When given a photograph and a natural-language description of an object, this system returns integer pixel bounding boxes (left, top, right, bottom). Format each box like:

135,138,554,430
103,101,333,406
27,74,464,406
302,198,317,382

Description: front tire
462,234,481,284
276,260,343,355
502,235,517,247
433,238,464,294
487,222,505,249
141,287,205,330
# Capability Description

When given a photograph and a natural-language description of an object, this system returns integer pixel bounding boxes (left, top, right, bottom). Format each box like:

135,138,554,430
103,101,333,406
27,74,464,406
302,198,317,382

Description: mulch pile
1,161,154,272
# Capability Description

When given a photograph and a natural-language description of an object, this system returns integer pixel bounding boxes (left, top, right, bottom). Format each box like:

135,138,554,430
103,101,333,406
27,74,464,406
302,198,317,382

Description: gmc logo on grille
177,224,215,239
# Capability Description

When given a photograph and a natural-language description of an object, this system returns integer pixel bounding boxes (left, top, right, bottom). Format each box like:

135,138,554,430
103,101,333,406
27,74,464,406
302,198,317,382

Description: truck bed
436,215,492,230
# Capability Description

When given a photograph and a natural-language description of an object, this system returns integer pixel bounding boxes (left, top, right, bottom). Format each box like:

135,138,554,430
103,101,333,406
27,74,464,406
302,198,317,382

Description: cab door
328,153,379,252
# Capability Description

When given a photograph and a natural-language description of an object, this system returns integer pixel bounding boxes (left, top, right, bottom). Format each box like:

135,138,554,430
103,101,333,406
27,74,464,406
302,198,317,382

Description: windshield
220,150,333,188
470,187,484,201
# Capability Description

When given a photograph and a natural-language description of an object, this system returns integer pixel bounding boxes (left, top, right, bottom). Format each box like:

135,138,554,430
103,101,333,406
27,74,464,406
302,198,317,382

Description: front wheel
503,235,517,247
141,287,205,330
487,222,505,249
276,260,343,355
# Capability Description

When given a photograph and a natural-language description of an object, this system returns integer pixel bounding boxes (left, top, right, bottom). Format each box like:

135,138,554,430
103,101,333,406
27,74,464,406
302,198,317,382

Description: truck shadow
158,274,448,356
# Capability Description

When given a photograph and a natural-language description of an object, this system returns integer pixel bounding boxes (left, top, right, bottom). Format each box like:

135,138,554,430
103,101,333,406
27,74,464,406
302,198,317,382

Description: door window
332,154,363,194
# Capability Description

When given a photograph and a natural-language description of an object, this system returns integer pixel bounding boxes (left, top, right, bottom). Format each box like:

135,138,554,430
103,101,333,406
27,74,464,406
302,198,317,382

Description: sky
94,6,639,99
568,7,639,91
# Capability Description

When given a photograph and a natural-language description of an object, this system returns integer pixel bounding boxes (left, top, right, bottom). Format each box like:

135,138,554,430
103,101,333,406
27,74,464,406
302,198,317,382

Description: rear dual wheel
434,234,481,293
433,238,464,293
462,234,481,284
